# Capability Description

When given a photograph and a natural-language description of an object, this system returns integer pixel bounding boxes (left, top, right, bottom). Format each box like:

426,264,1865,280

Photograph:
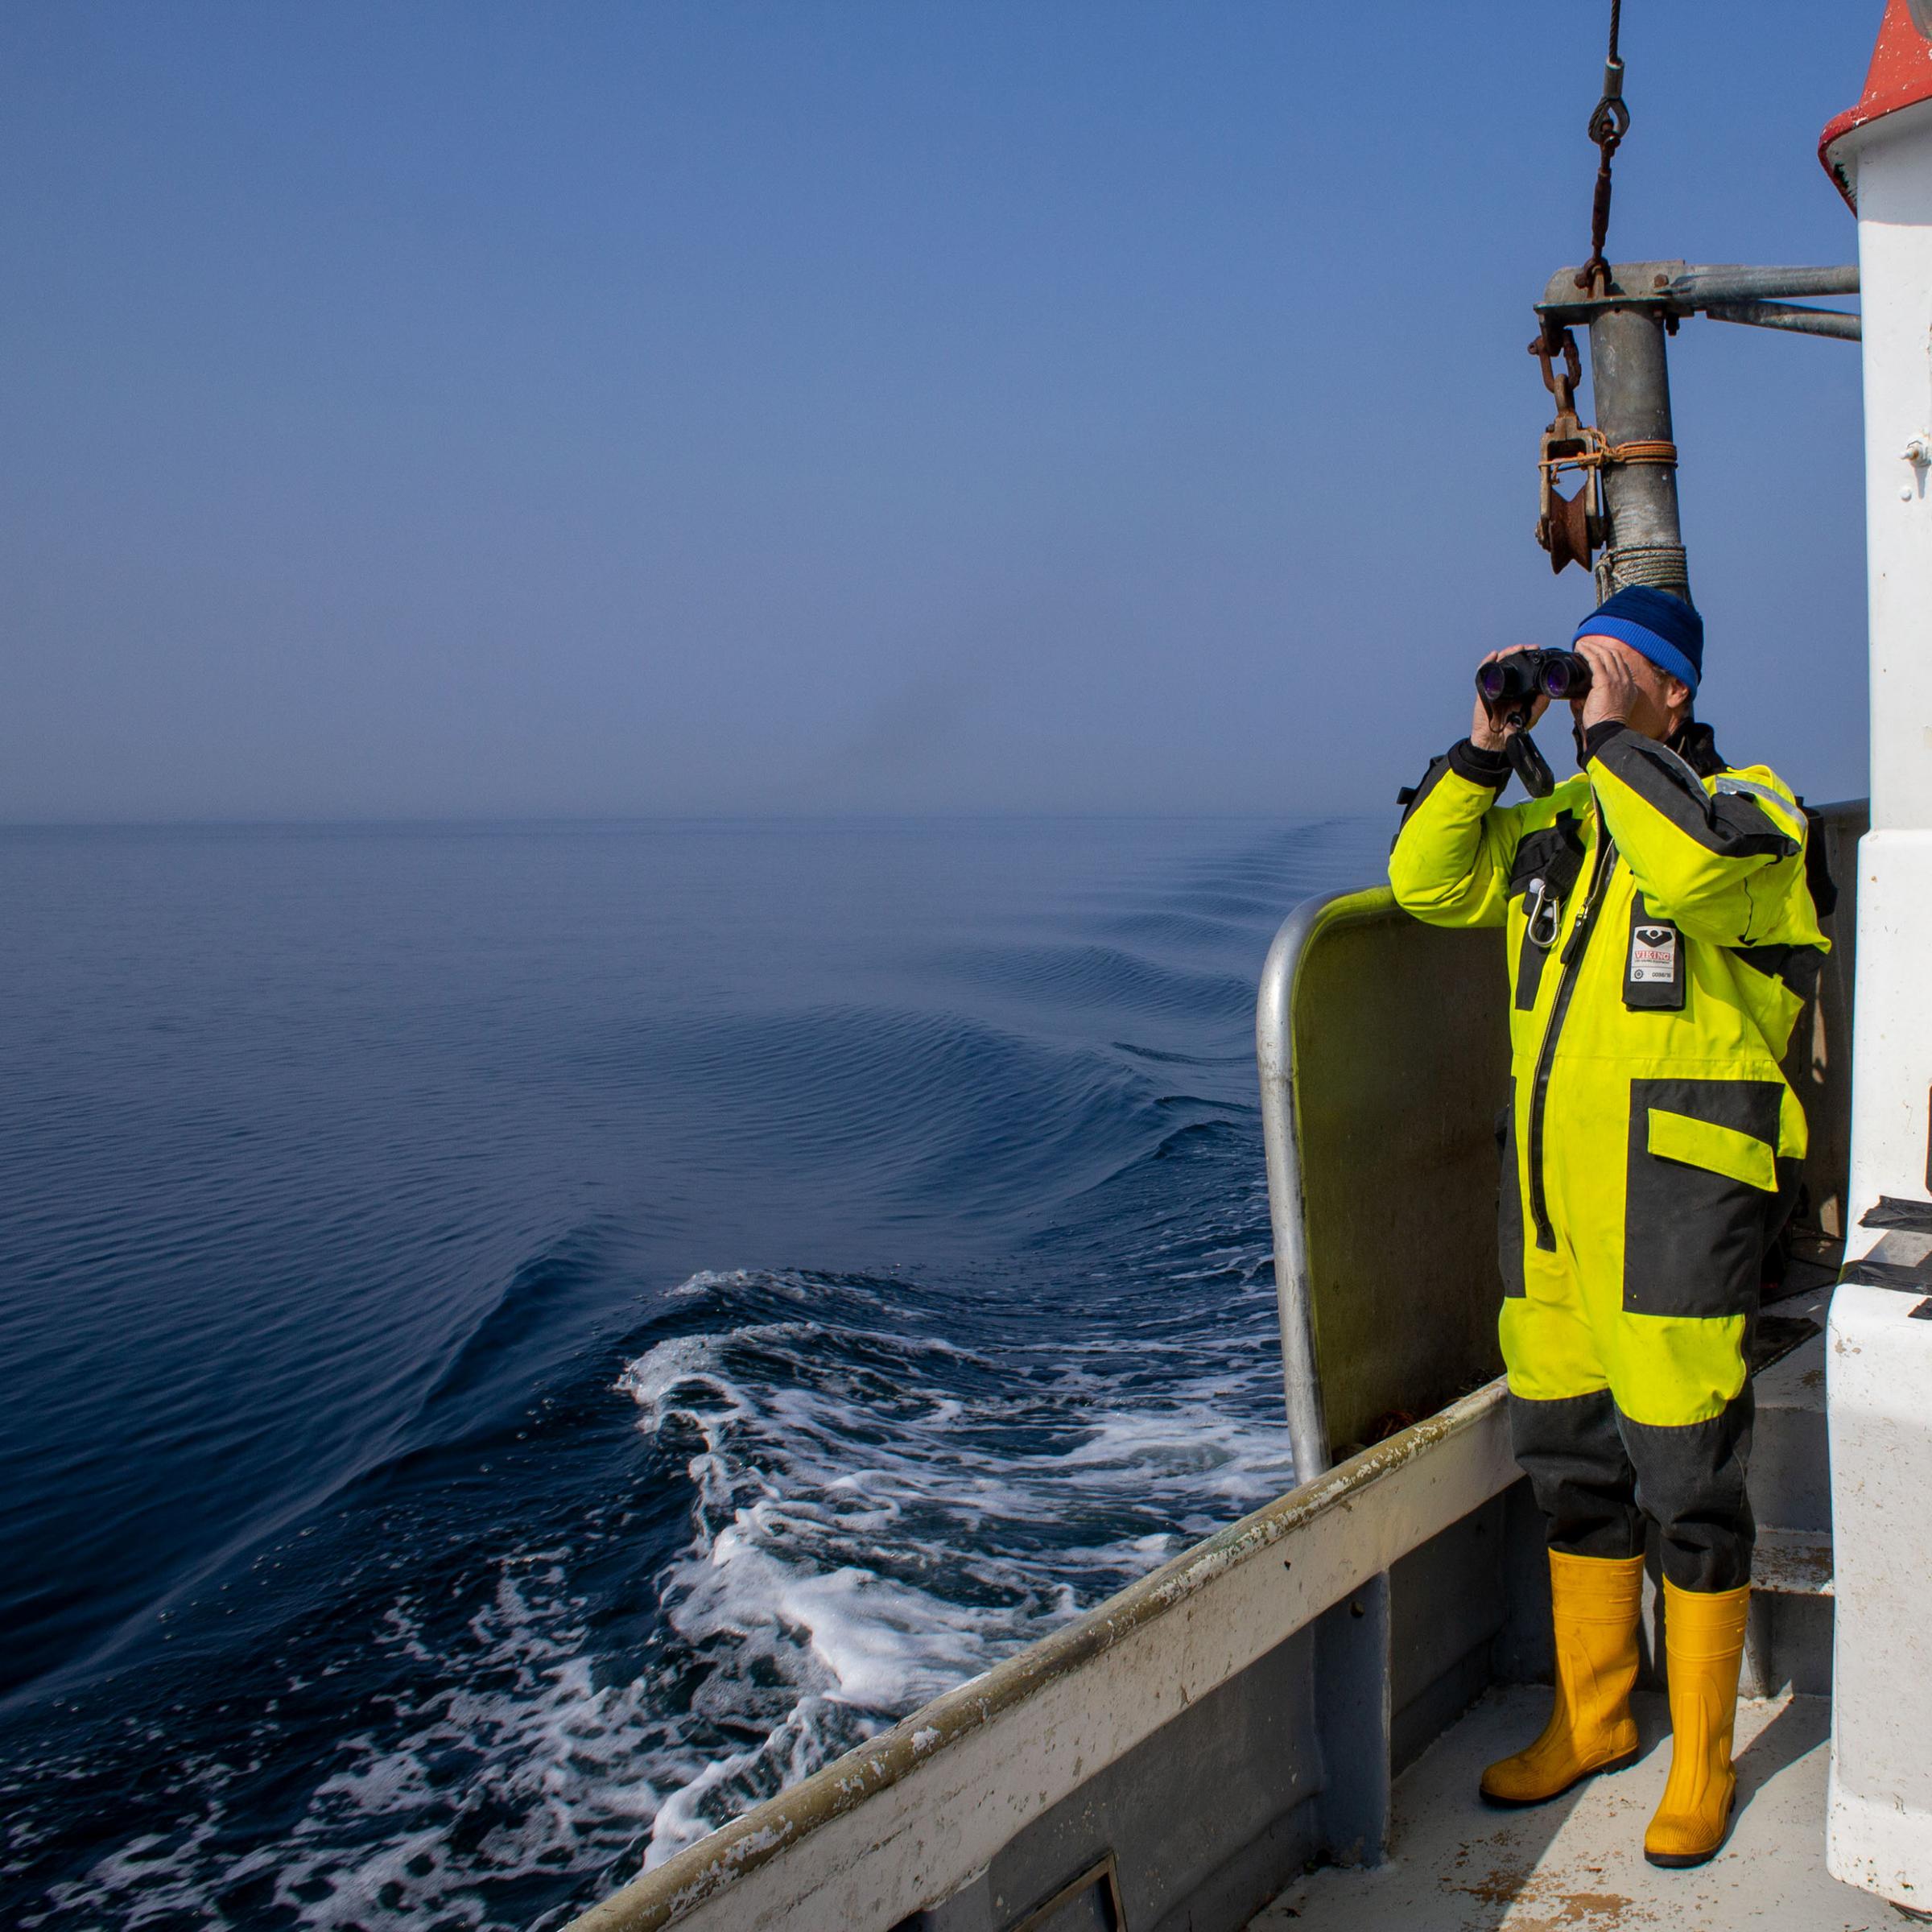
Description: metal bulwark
1257,889,1509,1479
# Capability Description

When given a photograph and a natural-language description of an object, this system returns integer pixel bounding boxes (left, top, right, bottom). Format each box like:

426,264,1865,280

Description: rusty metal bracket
1529,307,1689,576
1530,322,1606,574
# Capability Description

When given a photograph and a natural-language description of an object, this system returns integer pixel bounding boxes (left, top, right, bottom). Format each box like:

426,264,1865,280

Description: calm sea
0,814,1385,1930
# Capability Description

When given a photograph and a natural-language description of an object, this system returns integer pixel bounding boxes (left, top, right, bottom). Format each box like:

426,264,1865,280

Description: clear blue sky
1,2,1876,820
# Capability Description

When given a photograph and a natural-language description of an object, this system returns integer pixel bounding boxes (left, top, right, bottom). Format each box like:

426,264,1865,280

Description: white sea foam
24,1564,672,1931
615,1261,1294,1868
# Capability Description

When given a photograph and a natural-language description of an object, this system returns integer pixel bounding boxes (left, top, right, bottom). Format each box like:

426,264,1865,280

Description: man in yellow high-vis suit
1389,585,1827,1868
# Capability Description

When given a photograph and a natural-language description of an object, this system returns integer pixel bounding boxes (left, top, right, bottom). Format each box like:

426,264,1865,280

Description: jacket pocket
1623,1076,1784,1319
1497,1077,1525,1298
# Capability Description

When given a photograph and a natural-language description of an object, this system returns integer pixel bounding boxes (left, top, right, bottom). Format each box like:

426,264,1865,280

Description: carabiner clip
1525,877,1562,951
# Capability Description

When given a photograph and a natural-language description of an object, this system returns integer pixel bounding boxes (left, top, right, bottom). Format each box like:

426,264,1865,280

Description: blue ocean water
0,814,1385,1930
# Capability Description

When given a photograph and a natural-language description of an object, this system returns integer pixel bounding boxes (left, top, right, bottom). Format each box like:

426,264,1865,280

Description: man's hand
1470,650,1548,753
1574,634,1641,732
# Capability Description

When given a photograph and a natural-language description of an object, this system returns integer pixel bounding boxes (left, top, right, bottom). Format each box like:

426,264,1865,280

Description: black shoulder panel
1596,733,1798,861
1728,941,1827,1001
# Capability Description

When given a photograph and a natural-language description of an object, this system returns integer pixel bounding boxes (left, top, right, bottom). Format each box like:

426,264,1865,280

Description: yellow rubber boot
1480,1550,1645,1806
1645,1579,1751,1868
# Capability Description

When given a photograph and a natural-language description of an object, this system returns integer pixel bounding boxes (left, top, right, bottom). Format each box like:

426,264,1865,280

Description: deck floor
1253,1685,1919,1931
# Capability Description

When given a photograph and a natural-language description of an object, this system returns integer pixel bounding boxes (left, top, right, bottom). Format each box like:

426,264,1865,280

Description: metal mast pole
1587,306,1689,602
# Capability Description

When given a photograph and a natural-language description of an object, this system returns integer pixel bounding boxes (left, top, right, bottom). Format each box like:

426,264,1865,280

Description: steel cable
1577,0,1630,294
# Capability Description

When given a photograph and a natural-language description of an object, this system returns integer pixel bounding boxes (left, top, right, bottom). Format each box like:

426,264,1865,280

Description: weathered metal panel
938,1627,1326,1932
1259,890,1509,1472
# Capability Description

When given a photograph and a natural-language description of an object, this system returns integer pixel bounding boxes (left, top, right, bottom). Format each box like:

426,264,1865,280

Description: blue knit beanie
1572,585,1704,694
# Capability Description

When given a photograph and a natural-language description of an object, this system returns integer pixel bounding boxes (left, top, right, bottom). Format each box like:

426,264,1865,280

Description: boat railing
1257,887,1509,1480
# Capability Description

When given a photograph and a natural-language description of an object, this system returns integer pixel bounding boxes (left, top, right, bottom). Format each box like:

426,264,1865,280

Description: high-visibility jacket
1389,720,1828,1435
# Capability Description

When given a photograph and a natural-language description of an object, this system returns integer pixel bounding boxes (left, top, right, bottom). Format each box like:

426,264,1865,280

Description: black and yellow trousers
1498,1072,1798,1592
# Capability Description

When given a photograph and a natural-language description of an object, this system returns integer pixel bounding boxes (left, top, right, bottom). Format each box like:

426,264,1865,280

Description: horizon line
0,806,1385,836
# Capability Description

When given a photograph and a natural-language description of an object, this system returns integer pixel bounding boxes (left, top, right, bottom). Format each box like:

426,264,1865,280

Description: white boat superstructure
1822,4,1932,1906
563,9,1932,1929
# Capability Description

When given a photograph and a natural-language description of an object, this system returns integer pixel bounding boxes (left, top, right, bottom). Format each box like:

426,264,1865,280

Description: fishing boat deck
1251,1684,1910,1932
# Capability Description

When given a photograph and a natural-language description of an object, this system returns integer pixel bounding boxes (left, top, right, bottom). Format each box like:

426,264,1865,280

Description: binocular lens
1477,659,1540,703
1538,654,1592,700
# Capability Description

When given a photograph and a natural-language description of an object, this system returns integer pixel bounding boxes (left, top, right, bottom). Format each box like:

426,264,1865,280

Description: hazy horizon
1,806,1390,831
4,2,1876,824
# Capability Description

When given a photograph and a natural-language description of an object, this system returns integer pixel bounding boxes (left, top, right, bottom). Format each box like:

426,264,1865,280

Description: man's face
1571,633,1691,741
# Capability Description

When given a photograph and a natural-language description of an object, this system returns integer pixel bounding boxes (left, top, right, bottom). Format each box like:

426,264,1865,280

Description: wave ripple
0,813,1387,1930
617,1255,1295,1867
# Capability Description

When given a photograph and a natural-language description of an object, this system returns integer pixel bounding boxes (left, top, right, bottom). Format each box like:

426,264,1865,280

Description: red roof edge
1820,0,1932,208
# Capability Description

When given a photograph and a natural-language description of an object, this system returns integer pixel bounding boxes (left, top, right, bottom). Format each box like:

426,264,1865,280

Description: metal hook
1526,878,1563,951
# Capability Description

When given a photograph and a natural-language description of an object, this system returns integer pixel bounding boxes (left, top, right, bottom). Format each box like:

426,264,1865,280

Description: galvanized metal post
1587,306,1690,601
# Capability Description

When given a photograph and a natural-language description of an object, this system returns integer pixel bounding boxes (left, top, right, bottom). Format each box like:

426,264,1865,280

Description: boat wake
0,814,1381,1931
618,1255,1294,1867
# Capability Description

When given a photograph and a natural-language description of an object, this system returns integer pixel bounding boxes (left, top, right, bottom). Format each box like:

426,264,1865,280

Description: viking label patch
1629,924,1678,984
1624,898,1686,1010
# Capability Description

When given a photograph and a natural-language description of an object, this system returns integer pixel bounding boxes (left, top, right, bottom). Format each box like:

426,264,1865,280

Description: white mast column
1823,4,1932,1906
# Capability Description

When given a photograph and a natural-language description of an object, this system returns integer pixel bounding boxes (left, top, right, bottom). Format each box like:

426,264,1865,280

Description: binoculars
1472,648,1593,800
1476,648,1594,707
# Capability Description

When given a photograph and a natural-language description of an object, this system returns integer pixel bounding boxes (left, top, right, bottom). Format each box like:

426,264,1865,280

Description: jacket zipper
1525,819,1618,1251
